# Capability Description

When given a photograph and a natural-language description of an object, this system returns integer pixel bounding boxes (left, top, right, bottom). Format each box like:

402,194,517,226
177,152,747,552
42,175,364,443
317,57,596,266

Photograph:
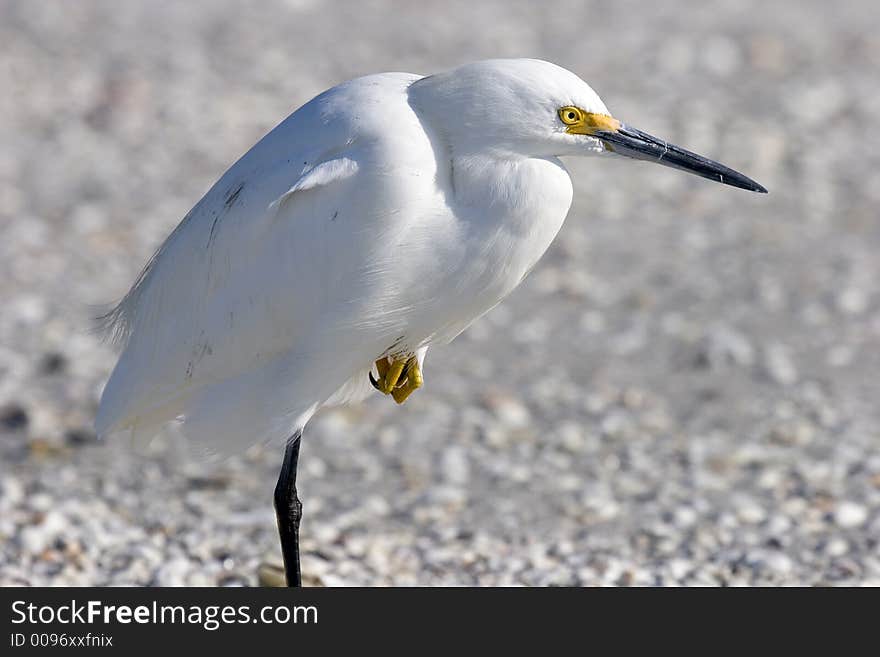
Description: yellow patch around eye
583,113,621,132
559,107,621,135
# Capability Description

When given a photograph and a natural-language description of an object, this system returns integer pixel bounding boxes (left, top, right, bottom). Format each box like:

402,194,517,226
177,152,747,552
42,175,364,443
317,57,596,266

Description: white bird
97,58,765,586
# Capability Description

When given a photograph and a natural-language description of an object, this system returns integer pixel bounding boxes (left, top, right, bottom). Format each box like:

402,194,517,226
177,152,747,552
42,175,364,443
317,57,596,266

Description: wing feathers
268,157,359,211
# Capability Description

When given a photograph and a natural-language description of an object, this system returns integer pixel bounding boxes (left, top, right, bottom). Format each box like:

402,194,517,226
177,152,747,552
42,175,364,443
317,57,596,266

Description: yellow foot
369,354,422,404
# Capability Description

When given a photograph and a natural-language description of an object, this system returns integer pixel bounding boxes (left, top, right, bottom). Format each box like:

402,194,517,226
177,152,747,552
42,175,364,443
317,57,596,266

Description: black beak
595,124,767,193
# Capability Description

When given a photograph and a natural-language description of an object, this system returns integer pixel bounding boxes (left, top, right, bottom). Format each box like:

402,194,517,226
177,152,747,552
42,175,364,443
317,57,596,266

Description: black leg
274,431,303,587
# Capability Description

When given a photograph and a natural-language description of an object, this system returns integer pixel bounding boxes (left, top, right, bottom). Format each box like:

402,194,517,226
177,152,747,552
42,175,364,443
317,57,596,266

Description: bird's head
409,58,766,193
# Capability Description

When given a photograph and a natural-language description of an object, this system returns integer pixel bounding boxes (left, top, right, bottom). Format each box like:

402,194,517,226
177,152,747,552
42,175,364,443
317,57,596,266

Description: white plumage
97,58,764,454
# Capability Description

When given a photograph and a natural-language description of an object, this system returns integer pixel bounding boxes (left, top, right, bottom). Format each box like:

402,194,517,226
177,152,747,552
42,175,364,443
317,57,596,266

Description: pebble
762,343,799,386
699,326,755,369
837,288,868,316
441,446,470,485
763,551,794,576
834,502,868,529
736,499,767,525
483,394,531,429
826,538,849,557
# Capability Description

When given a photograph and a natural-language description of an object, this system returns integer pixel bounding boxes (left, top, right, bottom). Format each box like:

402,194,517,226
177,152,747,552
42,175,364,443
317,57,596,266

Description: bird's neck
451,153,573,223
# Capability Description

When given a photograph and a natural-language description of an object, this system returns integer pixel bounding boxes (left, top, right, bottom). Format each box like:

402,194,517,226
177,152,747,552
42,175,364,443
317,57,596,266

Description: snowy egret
97,59,765,586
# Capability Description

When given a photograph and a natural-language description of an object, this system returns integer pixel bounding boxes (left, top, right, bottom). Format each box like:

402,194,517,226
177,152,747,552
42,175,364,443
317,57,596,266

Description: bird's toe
371,354,423,403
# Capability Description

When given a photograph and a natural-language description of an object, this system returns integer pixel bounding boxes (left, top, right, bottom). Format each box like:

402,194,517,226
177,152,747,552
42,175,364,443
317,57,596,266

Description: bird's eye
559,107,582,125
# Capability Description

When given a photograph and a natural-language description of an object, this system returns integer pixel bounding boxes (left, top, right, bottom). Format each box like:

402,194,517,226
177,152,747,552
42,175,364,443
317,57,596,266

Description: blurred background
1,0,879,585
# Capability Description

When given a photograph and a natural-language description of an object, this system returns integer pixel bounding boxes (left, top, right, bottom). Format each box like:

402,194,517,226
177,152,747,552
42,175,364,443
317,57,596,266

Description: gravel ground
2,0,879,586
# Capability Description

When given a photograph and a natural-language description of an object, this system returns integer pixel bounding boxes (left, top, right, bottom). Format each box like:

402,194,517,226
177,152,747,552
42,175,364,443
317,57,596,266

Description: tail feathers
97,345,369,457
98,385,319,460
174,370,319,457
96,364,189,444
